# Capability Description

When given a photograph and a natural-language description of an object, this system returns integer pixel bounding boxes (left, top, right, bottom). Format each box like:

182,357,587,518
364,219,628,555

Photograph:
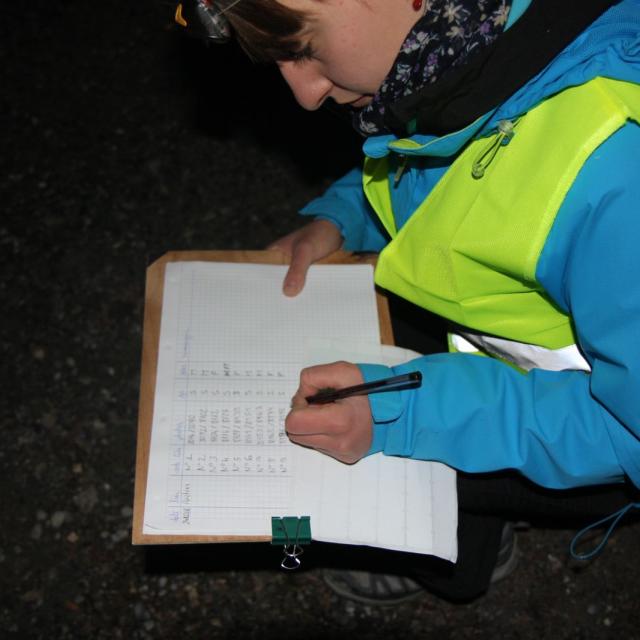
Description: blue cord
570,501,640,560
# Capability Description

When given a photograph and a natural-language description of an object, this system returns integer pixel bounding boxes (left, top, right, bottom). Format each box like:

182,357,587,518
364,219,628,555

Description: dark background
1,1,638,638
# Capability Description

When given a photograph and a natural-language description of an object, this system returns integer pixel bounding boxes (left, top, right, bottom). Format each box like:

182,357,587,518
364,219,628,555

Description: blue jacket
299,0,640,490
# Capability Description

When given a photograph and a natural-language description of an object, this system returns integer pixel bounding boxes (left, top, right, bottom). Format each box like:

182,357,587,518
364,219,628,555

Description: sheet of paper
296,340,457,560
143,261,457,561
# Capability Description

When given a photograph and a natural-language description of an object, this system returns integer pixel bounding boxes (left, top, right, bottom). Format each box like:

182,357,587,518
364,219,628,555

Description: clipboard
132,250,393,546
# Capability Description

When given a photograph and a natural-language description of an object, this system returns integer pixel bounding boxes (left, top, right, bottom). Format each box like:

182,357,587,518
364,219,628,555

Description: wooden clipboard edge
132,249,393,545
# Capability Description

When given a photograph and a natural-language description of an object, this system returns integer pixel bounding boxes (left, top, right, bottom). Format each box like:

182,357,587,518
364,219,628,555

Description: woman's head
180,1,514,135
222,0,422,110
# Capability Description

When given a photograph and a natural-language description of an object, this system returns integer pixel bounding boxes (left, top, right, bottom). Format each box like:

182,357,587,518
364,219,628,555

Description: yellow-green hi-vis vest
365,77,640,371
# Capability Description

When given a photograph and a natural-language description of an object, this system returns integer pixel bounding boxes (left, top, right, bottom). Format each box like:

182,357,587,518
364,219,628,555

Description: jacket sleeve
362,122,640,490
299,167,389,252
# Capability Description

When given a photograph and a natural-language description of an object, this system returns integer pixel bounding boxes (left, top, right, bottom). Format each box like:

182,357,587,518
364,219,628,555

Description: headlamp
174,0,234,43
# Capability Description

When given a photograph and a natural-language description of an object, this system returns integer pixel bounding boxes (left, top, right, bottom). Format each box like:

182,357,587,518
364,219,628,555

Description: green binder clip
271,516,311,570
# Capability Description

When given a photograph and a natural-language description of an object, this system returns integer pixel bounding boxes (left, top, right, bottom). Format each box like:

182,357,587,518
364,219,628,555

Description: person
174,0,640,603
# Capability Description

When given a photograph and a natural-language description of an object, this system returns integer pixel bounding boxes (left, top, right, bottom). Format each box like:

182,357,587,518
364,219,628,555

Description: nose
277,61,333,111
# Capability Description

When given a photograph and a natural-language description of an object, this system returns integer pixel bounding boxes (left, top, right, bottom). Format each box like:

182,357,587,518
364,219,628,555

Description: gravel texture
2,1,638,638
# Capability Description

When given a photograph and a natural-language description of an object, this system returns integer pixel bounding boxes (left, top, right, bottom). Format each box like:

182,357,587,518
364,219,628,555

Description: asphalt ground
2,1,639,638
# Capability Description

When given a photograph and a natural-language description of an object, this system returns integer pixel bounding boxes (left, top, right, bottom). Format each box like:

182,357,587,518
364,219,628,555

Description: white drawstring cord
471,119,518,179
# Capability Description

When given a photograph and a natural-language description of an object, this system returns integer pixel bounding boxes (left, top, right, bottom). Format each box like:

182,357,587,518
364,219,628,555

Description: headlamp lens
174,0,231,42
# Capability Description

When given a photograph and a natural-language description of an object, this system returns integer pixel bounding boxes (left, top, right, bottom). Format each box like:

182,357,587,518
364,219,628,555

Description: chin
349,96,372,108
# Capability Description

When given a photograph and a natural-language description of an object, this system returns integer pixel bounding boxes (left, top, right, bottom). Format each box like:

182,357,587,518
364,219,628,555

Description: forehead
275,0,324,24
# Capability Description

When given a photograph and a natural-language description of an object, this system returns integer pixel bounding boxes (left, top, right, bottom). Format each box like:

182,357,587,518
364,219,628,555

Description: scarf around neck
353,0,513,136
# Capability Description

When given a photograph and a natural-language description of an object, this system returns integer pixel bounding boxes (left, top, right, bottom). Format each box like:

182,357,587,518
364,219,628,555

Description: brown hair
223,0,313,62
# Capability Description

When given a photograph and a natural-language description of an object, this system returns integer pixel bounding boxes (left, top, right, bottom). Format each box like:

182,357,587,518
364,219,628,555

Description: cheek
324,52,385,94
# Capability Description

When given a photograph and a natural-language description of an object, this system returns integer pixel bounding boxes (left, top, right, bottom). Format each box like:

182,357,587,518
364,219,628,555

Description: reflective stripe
451,332,591,372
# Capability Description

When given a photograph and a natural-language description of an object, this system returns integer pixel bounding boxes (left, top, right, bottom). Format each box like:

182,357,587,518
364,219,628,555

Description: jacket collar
365,0,636,159
384,0,619,138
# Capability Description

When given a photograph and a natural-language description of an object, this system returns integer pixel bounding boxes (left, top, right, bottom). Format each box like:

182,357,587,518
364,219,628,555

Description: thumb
282,241,314,297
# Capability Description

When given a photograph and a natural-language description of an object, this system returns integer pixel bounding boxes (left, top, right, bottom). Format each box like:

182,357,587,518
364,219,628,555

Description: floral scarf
353,0,513,136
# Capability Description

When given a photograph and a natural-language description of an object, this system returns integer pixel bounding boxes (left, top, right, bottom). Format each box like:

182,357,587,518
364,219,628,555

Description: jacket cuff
368,423,389,456
357,363,404,456
299,208,363,252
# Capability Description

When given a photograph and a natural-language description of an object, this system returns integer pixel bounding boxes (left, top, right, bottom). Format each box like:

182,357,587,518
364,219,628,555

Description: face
276,0,420,110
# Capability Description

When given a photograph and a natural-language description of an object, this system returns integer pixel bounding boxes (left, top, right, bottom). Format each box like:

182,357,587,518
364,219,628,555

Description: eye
284,43,316,63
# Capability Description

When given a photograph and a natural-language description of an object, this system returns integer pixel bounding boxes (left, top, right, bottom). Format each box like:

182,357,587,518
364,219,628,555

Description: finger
286,432,360,465
266,237,292,255
290,391,309,410
285,402,345,436
297,361,362,397
290,368,344,406
282,240,314,296
266,243,287,255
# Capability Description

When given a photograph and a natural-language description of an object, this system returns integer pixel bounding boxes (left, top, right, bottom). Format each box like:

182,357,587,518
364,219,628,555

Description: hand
285,361,373,464
267,219,343,296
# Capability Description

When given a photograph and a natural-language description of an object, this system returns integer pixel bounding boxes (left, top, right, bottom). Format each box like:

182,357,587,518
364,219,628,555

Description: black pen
305,371,422,405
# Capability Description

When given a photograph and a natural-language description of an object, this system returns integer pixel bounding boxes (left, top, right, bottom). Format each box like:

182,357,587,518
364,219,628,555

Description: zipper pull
393,155,408,186
471,119,517,179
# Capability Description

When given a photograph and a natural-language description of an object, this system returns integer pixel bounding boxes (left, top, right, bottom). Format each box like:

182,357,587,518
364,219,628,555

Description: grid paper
142,262,457,560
